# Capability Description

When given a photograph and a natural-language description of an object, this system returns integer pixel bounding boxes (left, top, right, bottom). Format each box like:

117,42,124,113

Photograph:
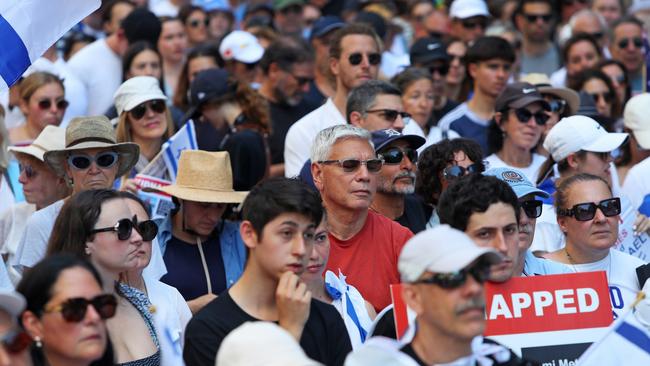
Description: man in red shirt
311,125,414,312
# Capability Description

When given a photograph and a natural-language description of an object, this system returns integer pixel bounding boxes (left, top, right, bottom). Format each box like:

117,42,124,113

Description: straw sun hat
8,125,65,161
44,116,140,177
155,150,248,203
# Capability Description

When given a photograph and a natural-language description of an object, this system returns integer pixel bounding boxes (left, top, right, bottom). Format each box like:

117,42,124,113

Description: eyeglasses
129,100,166,120
44,294,117,323
557,197,621,221
617,37,643,49
443,162,484,180
429,64,449,76
512,108,550,126
461,18,487,30
547,99,567,114
414,260,491,289
348,52,381,66
90,216,158,241
18,164,36,179
365,109,411,122
379,147,418,164
318,158,384,173
589,92,615,104
67,151,119,170
521,200,543,219
524,13,552,23
188,18,209,28
0,329,32,354
37,98,69,111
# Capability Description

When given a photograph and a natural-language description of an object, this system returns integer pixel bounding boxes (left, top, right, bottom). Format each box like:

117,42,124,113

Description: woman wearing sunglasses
543,174,645,317
17,254,115,366
47,190,162,365
486,82,550,183
179,5,209,49
158,17,189,100
8,72,67,146
0,289,32,366
113,76,175,191
575,68,621,121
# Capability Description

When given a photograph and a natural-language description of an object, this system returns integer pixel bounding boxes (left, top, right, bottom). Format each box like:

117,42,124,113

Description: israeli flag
0,0,100,90
161,120,198,182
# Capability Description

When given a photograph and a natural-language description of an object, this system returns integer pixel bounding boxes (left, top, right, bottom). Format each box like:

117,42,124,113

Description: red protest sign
485,272,613,336
390,284,409,339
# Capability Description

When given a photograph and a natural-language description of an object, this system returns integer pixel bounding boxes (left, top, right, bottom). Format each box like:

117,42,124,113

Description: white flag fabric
0,0,100,90
161,120,198,181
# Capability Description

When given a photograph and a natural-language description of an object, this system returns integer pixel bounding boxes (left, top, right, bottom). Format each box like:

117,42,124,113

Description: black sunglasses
443,163,484,179
380,147,418,165
524,13,552,23
429,64,449,76
318,158,384,173
365,109,411,122
293,75,313,86
90,216,158,241
44,294,117,323
558,197,621,221
0,329,32,354
67,151,119,171
244,62,258,70
461,18,487,29
589,92,615,104
513,108,550,126
348,52,381,66
547,99,567,114
188,18,209,28
414,261,491,289
618,37,643,49
130,99,166,120
18,164,36,179
521,200,543,219
38,98,69,111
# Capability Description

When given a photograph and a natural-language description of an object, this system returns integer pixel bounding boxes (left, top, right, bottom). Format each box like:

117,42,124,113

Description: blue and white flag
161,120,198,182
579,303,650,365
0,0,100,90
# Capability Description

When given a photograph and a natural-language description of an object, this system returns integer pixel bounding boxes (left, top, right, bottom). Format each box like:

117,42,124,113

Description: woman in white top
544,173,645,318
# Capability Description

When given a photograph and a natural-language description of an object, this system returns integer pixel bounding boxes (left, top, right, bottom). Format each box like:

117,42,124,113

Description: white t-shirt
0,176,15,214
151,0,179,16
0,202,35,285
485,153,546,183
283,98,346,178
67,38,121,116
622,156,650,212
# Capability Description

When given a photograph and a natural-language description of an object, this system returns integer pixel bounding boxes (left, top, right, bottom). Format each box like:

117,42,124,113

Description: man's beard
377,171,416,195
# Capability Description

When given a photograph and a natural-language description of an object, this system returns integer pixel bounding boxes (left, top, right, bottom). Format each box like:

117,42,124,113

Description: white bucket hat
113,76,167,116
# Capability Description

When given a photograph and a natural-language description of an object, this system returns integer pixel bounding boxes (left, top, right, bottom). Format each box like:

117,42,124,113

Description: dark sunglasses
293,75,313,86
380,147,418,164
18,164,36,179
443,163,484,179
0,329,32,354
67,151,119,170
521,200,543,219
589,92,615,104
244,62,258,70
90,216,158,241
524,13,552,23
448,54,464,63
429,64,449,76
547,99,567,114
365,109,411,122
414,261,491,289
461,18,487,30
617,37,643,49
44,294,117,323
513,108,550,126
558,197,621,221
130,99,166,120
38,98,69,111
188,18,209,28
590,32,604,40
348,52,381,66
563,0,588,4
318,158,384,173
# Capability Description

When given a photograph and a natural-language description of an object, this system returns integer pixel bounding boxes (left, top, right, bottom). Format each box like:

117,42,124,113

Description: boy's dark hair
242,178,323,238
259,39,314,74
101,0,134,26
438,174,520,231
464,36,515,65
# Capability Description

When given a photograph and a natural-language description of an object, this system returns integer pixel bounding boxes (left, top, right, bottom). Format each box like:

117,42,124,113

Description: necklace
565,247,612,283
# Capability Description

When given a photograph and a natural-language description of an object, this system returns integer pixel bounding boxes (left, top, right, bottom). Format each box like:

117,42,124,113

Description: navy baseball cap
483,167,549,199
310,16,345,41
371,129,425,152
184,68,234,121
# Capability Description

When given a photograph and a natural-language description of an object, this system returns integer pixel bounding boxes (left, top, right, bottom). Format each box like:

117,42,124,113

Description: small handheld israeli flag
161,120,198,181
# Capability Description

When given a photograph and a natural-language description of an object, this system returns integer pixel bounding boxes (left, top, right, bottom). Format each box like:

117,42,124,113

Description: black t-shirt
268,100,315,164
183,291,353,366
395,194,428,234
430,99,460,127
400,339,539,366
220,129,267,191
160,234,226,301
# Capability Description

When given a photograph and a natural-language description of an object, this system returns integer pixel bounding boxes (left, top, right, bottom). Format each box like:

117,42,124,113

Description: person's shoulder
481,338,540,366
627,156,650,178
187,292,232,326
370,211,413,235
438,104,468,128
67,39,106,64
611,248,646,267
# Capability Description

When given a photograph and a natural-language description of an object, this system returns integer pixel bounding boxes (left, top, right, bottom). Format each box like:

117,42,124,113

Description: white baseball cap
398,225,502,283
219,30,265,64
0,291,26,318
624,93,650,150
449,0,489,19
113,76,167,116
543,115,628,162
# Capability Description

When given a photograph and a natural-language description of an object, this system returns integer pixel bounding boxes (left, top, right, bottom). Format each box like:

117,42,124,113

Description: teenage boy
183,178,352,366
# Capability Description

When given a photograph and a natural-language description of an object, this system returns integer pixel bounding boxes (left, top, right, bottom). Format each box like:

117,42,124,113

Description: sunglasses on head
365,109,411,122
0,329,32,354
44,294,117,323
589,92,615,104
318,158,384,173
618,37,643,49
38,98,69,111
512,108,550,126
443,162,484,179
380,147,418,164
67,151,119,170
429,64,449,76
558,197,621,221
521,200,543,219
129,99,166,120
348,52,381,66
90,216,158,241
18,164,36,179
414,260,491,289
547,99,567,114
461,18,487,30
524,13,552,23
188,18,209,28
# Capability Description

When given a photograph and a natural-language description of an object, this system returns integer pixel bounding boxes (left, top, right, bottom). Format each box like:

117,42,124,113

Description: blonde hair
19,71,64,102
115,108,175,144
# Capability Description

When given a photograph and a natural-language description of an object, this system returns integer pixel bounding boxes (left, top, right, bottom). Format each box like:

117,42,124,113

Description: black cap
410,37,448,66
122,8,161,46
495,82,549,112
184,69,234,121
356,11,386,39
371,129,426,152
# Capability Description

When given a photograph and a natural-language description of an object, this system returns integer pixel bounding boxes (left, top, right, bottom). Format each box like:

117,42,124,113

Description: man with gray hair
311,125,413,312
347,80,410,133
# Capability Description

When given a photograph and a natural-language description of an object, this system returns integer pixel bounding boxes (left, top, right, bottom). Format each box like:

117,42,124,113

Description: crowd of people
2,0,650,365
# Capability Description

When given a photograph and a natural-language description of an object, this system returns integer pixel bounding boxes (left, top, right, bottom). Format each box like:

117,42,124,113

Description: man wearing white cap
219,30,265,86
448,0,489,45
622,93,650,213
